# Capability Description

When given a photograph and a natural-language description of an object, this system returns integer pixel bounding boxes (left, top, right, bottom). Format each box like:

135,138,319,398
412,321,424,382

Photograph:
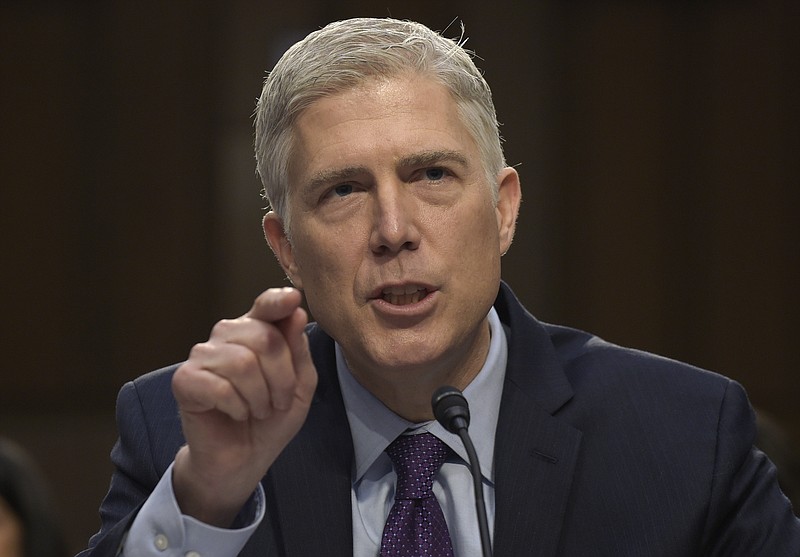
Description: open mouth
381,285,429,306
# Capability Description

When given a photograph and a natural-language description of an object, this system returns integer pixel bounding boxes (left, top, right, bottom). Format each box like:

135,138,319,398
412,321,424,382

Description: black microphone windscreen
431,386,470,433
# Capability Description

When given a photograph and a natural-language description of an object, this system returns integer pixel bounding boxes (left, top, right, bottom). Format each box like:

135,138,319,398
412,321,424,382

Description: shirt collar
337,306,508,485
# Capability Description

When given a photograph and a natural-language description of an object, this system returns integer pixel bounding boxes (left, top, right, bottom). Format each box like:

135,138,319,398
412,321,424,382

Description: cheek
448,203,501,251
292,230,362,299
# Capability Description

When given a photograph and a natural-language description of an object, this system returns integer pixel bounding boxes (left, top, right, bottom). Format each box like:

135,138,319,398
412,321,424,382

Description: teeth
383,285,424,295
381,285,427,305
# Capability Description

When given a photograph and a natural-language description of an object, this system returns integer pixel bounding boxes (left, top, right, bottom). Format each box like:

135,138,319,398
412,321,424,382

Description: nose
368,181,421,255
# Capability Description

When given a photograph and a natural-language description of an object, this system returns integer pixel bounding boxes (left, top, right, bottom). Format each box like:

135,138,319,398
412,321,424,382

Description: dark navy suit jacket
81,283,800,556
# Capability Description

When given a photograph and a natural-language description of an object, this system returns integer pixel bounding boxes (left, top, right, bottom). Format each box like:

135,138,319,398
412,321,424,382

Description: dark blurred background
1,0,798,552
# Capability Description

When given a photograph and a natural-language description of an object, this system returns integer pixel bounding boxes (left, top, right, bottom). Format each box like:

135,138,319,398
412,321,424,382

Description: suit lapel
493,284,583,557
249,285,582,556
493,383,582,557
259,326,355,556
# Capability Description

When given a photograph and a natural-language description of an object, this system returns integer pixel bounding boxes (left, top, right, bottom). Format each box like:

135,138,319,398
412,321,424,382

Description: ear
263,212,304,289
495,167,522,255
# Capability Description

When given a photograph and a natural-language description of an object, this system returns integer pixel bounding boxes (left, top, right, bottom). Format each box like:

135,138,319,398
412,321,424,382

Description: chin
368,343,448,374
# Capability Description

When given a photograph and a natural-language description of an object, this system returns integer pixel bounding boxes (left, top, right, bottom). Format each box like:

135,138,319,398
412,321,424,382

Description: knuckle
171,363,197,395
210,318,238,338
211,379,235,400
253,325,284,356
188,341,214,360
227,347,258,374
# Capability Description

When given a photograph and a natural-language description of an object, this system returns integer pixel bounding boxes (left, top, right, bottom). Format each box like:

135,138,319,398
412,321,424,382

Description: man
80,17,800,556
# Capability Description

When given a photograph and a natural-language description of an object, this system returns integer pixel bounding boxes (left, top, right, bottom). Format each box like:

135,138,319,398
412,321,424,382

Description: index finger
247,287,303,324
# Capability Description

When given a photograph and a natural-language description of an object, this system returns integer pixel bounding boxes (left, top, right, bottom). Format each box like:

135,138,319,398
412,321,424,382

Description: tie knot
386,432,449,500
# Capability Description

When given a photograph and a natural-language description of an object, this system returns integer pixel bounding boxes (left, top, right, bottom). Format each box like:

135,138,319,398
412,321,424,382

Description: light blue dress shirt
340,307,507,557
122,308,507,556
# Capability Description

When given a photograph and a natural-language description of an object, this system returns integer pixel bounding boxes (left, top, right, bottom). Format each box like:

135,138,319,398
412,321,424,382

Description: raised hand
170,287,317,526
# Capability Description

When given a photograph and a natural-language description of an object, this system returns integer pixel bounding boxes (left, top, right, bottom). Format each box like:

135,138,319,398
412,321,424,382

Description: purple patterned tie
380,432,455,557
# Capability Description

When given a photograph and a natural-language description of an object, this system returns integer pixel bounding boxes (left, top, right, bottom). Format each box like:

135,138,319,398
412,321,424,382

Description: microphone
432,385,470,433
431,386,493,557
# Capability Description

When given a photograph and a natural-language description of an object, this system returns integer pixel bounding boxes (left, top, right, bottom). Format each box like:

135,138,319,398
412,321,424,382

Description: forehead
287,75,479,181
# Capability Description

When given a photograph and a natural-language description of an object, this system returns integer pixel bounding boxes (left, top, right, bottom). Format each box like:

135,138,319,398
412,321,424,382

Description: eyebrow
304,149,471,192
397,149,470,170
305,166,369,193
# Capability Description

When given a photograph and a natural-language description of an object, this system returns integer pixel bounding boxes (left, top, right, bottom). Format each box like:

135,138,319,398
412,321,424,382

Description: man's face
266,74,520,393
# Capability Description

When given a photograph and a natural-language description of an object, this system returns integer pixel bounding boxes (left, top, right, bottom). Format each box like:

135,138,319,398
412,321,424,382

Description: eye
332,184,354,197
424,167,447,181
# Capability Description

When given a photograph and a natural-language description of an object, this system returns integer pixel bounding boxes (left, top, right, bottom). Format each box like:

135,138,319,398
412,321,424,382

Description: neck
347,318,491,422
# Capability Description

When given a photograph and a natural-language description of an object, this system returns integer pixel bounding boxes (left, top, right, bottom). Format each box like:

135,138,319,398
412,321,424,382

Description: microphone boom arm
432,386,493,557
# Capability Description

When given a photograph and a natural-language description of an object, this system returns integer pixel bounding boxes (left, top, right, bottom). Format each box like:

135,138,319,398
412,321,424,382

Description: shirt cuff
123,462,265,556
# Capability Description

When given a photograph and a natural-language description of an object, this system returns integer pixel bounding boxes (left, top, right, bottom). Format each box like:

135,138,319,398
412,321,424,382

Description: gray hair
254,17,506,232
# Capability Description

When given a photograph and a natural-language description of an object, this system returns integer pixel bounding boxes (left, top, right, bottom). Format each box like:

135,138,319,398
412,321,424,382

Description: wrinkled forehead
287,74,470,166
290,71,467,146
